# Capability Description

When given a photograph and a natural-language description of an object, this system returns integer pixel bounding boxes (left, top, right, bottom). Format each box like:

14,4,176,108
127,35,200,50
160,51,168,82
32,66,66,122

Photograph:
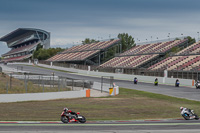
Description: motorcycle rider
154,78,158,85
180,107,195,119
196,80,200,88
175,79,179,87
63,107,78,119
134,77,138,84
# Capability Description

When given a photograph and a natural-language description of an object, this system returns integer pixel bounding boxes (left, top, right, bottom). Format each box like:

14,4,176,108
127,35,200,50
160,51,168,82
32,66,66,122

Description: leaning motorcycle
61,111,86,123
196,82,200,89
175,81,180,87
182,109,199,120
154,81,158,86
134,79,138,84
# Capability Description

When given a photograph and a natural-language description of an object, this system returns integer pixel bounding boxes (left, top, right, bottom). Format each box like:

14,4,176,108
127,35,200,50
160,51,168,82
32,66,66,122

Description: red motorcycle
61,108,86,123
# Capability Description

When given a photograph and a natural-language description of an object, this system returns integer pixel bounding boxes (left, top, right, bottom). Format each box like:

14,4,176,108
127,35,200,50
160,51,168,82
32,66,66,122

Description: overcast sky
0,0,200,55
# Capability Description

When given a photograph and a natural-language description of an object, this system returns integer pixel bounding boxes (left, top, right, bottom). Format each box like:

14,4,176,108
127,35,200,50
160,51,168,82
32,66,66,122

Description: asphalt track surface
1,120,200,133
5,64,200,132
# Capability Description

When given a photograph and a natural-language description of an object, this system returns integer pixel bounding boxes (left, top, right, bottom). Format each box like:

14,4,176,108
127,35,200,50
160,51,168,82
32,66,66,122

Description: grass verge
0,88,199,121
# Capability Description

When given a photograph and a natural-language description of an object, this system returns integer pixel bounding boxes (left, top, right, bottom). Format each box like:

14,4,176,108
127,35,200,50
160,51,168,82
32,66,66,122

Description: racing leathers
181,108,195,119
65,110,78,119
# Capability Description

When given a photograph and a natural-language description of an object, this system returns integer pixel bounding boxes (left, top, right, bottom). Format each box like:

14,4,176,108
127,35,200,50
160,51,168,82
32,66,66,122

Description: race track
8,64,200,101
4,64,200,132
1,120,200,133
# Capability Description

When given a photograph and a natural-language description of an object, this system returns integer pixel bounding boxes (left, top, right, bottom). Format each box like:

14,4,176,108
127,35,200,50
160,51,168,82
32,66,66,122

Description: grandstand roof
0,28,50,42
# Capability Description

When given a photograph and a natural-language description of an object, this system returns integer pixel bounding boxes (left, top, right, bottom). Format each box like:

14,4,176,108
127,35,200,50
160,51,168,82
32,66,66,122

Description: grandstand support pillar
99,52,101,65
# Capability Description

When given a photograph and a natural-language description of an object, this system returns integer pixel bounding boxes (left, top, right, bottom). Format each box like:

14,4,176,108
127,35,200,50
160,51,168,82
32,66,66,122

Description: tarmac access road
0,120,200,133
8,64,200,101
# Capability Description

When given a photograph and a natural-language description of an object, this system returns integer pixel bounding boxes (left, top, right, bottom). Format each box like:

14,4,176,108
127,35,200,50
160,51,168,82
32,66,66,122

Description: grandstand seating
47,50,100,62
120,39,187,56
100,38,188,69
148,55,200,71
2,54,32,62
176,41,200,55
2,41,40,56
100,54,159,68
47,39,120,62
62,39,120,53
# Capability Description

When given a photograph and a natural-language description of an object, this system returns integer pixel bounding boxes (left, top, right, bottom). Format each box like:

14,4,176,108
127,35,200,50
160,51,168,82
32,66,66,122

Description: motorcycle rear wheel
61,116,69,123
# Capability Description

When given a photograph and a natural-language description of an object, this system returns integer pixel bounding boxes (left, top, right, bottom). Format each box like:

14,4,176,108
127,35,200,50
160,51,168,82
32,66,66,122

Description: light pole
181,33,183,39
168,33,170,41
151,36,152,43
52,72,55,88
197,32,199,41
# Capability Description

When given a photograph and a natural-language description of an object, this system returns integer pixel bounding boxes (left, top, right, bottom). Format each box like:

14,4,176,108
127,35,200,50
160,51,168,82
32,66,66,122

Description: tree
37,49,50,60
82,38,99,45
117,33,136,52
33,46,65,60
186,36,196,44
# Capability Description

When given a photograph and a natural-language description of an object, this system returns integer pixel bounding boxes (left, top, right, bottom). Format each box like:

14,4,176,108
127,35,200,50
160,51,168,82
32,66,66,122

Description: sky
0,0,200,55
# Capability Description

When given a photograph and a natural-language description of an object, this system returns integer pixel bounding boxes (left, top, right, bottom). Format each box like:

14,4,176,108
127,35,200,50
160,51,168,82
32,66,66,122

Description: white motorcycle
196,82,200,89
182,109,199,120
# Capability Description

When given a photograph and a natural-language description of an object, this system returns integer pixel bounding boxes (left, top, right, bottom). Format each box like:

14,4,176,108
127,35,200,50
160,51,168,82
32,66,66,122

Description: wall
0,90,86,103
79,70,194,87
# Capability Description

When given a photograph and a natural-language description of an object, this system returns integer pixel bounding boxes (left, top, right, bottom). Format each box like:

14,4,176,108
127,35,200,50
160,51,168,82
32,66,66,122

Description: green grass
0,88,199,121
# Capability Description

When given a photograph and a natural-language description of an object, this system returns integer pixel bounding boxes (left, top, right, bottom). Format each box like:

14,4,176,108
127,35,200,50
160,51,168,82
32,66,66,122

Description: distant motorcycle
196,82,200,89
154,79,158,86
134,78,138,84
61,110,86,123
175,81,180,87
182,109,199,120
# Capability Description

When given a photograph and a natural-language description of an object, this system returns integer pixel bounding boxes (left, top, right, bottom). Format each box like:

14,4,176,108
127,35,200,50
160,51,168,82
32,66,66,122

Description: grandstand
148,40,200,71
0,28,50,62
100,38,188,69
46,39,120,65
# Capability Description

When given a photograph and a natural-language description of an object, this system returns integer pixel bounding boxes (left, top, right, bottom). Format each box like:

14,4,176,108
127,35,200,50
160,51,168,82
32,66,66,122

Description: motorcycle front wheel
194,114,199,120
61,116,69,123
78,116,86,123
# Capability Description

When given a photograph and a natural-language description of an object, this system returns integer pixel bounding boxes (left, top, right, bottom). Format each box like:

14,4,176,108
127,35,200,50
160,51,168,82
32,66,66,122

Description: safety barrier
0,89,91,103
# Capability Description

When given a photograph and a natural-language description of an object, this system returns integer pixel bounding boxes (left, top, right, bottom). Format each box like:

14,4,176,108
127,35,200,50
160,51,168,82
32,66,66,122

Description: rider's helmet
63,107,68,112
180,107,184,110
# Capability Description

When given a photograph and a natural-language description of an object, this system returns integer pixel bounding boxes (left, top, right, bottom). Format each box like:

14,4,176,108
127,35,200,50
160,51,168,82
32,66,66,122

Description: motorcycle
61,110,86,123
175,81,180,87
182,109,199,120
196,82,200,89
154,81,158,86
134,79,138,84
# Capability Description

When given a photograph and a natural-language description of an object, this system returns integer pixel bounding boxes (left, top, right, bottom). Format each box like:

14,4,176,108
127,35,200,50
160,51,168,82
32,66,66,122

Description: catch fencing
1,73,92,94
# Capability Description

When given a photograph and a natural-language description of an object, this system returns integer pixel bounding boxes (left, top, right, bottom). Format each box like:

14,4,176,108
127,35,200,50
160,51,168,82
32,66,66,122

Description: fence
1,72,92,94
